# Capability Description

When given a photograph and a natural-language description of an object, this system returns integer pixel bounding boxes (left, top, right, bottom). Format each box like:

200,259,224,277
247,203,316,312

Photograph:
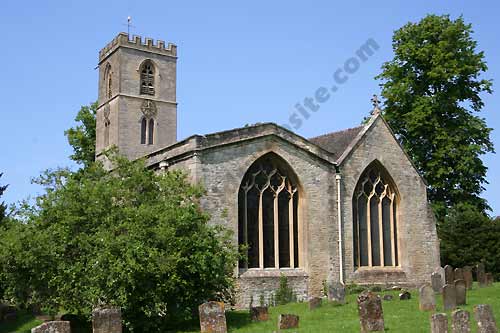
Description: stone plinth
92,307,122,333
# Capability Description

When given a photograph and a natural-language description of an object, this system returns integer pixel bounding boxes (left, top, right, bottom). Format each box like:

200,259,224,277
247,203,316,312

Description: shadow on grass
0,311,42,333
226,311,252,329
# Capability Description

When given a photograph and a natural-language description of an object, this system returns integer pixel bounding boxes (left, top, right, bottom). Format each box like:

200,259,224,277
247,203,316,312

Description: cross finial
371,94,381,115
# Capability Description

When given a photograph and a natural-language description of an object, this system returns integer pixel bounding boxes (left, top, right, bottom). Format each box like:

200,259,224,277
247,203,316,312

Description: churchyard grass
1,283,499,332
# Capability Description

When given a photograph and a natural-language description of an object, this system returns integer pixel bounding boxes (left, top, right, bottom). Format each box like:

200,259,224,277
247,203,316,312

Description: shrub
275,274,296,305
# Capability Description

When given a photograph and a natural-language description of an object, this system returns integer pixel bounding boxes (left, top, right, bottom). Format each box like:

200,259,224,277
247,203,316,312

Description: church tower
96,33,177,160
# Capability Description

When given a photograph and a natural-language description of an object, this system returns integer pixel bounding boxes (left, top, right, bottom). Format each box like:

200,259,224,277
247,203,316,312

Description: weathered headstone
328,282,346,304
278,314,299,330
454,268,464,281
92,307,122,333
250,306,269,321
451,309,471,333
199,302,227,333
443,284,457,311
432,272,444,293
473,304,498,333
477,263,486,287
357,291,385,332
445,265,455,285
431,313,448,333
419,284,436,311
455,280,467,306
463,266,473,290
382,295,393,301
31,321,71,333
485,273,494,287
308,297,322,310
436,267,446,287
399,291,411,300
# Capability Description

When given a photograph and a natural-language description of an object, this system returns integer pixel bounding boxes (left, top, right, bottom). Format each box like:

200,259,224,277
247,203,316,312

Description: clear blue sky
0,0,498,216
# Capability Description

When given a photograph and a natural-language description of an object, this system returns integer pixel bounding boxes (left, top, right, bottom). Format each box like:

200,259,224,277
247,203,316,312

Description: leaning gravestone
250,306,269,321
451,309,471,333
432,272,444,293
328,282,346,304
436,267,446,287
463,266,473,290
419,284,436,311
399,291,411,300
31,321,71,333
477,263,487,287
357,291,385,332
445,265,455,285
199,302,227,333
454,268,464,281
278,314,299,330
473,304,498,333
92,307,122,333
431,313,448,333
308,297,322,310
455,279,467,306
443,284,457,311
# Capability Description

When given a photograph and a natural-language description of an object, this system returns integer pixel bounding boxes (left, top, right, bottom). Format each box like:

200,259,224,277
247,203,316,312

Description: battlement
99,33,177,63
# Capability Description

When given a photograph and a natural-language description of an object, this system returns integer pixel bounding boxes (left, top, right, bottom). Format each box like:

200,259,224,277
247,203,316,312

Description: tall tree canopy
376,15,494,219
64,102,97,169
0,173,7,221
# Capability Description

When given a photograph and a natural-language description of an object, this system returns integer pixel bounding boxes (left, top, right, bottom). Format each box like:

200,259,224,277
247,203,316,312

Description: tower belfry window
140,60,155,95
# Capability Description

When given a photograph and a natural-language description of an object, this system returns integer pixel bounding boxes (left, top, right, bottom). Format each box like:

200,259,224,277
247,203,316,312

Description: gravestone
443,284,457,311
278,314,299,330
432,272,444,293
463,267,473,290
454,268,464,281
431,313,448,333
455,280,467,306
451,309,471,333
473,304,498,333
328,282,346,304
199,302,227,333
445,265,455,285
485,273,494,286
250,306,268,322
31,321,71,333
419,284,436,311
477,263,486,287
92,308,122,333
357,291,385,332
436,267,446,287
308,297,322,310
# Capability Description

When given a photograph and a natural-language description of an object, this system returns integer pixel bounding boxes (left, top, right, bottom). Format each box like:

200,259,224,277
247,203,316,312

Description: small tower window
104,63,112,99
140,60,155,96
141,118,147,144
104,119,110,147
148,119,154,145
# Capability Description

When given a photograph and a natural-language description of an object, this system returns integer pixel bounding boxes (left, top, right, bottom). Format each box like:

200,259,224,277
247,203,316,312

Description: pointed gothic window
104,63,112,99
140,60,155,95
148,119,154,145
141,118,147,144
238,153,300,270
353,161,399,268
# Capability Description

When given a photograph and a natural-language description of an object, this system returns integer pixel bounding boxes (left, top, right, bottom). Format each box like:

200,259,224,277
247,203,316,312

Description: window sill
238,268,308,278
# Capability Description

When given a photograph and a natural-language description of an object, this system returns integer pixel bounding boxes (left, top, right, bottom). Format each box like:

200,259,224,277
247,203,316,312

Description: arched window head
353,161,399,268
238,152,300,270
140,60,155,96
104,63,112,99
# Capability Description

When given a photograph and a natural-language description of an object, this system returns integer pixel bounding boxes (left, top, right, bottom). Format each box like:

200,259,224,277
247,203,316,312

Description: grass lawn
1,283,499,332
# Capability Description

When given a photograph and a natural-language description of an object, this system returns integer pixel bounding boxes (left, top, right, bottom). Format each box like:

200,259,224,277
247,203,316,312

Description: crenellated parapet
99,32,177,63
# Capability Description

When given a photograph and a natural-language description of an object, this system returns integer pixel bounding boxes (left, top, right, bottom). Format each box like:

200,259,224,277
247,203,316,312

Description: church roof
308,126,364,161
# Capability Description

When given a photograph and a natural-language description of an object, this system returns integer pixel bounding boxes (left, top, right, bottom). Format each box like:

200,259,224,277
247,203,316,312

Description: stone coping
238,268,308,278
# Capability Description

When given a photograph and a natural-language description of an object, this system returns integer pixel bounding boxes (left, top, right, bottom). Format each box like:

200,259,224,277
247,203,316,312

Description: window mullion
378,198,384,267
367,192,372,267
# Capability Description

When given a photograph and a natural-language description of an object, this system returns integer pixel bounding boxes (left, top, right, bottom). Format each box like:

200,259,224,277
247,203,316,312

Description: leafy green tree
376,15,494,219
0,173,7,221
0,154,238,331
438,203,500,278
65,102,97,169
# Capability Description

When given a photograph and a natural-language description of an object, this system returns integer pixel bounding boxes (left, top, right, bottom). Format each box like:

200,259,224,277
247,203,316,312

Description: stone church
95,33,440,307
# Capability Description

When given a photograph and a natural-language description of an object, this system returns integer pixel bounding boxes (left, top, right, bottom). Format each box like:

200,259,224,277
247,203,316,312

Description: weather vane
123,16,135,36
371,94,381,115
